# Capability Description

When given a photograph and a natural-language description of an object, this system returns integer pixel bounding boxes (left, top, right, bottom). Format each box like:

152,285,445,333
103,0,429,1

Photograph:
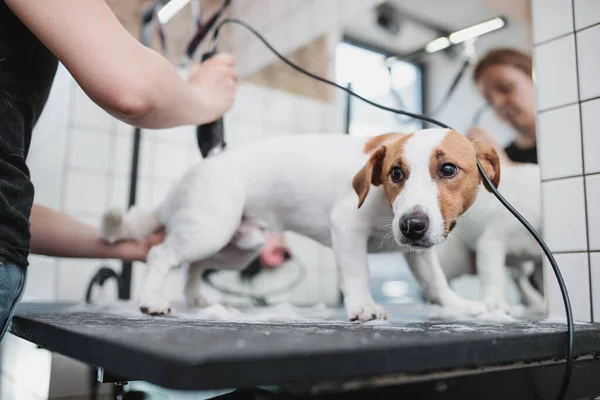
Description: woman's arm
29,204,164,262
5,0,237,129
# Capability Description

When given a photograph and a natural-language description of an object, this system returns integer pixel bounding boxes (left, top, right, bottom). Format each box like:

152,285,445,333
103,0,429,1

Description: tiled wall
531,0,600,321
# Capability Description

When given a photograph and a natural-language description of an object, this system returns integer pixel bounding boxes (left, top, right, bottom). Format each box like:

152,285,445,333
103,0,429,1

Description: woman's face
476,64,536,135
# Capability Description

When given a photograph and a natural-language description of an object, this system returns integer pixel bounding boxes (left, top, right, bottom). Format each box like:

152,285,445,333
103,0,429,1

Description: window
335,40,424,137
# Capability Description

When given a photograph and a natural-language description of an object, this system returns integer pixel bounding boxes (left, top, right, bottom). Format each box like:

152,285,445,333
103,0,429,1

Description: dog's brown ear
352,146,386,208
473,140,501,192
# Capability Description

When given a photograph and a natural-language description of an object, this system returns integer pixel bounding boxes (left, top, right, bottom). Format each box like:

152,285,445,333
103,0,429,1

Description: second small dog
435,162,544,314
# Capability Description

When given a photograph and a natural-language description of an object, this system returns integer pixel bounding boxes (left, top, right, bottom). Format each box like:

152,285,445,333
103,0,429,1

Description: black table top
10,302,600,392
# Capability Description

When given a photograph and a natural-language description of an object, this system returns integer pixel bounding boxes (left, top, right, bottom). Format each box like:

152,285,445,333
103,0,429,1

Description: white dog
101,129,500,321
435,162,544,313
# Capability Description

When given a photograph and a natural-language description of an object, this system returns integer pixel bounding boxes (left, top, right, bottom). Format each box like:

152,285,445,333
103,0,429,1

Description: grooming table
10,302,600,399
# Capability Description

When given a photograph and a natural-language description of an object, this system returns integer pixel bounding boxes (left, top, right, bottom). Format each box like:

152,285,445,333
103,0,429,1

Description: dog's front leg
406,248,486,315
476,232,509,311
331,210,387,321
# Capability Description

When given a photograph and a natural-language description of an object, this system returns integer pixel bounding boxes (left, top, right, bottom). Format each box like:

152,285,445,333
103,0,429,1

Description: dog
101,129,500,321
435,162,544,313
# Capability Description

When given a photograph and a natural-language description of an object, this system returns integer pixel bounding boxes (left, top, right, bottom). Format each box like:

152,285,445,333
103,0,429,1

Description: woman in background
467,48,537,165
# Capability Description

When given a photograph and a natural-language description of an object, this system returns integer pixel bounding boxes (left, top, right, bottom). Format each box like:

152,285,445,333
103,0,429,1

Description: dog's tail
100,206,162,244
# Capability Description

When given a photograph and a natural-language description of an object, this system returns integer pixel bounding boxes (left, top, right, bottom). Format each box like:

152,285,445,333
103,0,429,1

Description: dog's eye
440,163,458,178
390,166,403,182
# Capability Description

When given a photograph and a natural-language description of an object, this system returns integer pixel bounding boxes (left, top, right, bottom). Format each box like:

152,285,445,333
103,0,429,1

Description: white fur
102,129,487,320
435,163,544,314
391,129,447,247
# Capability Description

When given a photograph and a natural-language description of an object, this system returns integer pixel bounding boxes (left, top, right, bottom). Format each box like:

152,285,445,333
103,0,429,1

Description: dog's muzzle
399,210,430,242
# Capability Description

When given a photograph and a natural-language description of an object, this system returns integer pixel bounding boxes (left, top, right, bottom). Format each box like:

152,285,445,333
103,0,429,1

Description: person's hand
466,126,500,148
116,228,166,262
189,52,238,123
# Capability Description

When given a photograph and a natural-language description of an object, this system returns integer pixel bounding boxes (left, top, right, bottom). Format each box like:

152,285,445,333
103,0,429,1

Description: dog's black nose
400,212,429,240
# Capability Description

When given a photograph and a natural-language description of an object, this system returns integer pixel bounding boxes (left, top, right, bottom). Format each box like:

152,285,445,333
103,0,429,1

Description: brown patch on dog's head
353,133,413,208
353,146,386,208
431,131,501,235
472,140,501,190
363,132,405,154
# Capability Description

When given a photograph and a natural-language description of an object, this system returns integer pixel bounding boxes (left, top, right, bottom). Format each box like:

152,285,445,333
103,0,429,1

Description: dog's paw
186,291,212,308
346,302,388,322
443,293,487,316
139,297,171,316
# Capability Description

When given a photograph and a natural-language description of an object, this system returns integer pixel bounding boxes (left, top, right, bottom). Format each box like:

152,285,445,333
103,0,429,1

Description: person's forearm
29,204,132,260
6,0,212,129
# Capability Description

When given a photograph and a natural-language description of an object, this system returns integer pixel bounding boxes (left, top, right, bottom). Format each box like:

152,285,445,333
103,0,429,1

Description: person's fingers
215,52,236,66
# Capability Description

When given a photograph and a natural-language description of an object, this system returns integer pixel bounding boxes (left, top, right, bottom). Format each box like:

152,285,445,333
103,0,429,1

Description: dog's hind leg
184,244,263,308
185,261,212,308
139,181,246,315
515,261,545,313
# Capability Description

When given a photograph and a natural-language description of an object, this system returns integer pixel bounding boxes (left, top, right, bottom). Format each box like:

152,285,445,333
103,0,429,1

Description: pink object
259,233,289,268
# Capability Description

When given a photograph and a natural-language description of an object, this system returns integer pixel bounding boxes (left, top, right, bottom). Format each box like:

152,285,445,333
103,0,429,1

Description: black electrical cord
202,256,307,307
210,17,573,400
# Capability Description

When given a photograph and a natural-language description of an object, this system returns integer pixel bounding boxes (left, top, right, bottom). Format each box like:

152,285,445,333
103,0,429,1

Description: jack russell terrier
435,162,544,314
101,128,500,321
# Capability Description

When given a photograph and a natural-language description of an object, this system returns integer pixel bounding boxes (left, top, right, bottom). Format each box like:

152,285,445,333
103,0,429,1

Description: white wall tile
153,142,191,180
64,171,108,214
139,136,157,179
574,0,600,30
586,174,600,251
531,0,574,44
21,256,56,302
229,83,267,122
544,252,591,321
108,175,130,209
542,177,588,252
56,259,119,301
533,35,578,111
591,252,600,321
576,25,600,100
71,86,112,132
137,178,156,210
112,129,134,177
68,128,112,172
265,90,296,125
537,105,583,180
581,99,600,173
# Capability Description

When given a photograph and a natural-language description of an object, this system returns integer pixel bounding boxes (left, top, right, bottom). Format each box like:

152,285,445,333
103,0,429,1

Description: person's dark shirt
504,141,538,164
0,1,58,266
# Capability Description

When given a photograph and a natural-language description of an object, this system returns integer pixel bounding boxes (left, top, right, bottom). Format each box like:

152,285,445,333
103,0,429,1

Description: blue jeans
0,261,26,341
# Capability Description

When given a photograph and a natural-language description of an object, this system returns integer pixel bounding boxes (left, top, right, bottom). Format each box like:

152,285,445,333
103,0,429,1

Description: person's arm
29,204,164,262
5,0,237,129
